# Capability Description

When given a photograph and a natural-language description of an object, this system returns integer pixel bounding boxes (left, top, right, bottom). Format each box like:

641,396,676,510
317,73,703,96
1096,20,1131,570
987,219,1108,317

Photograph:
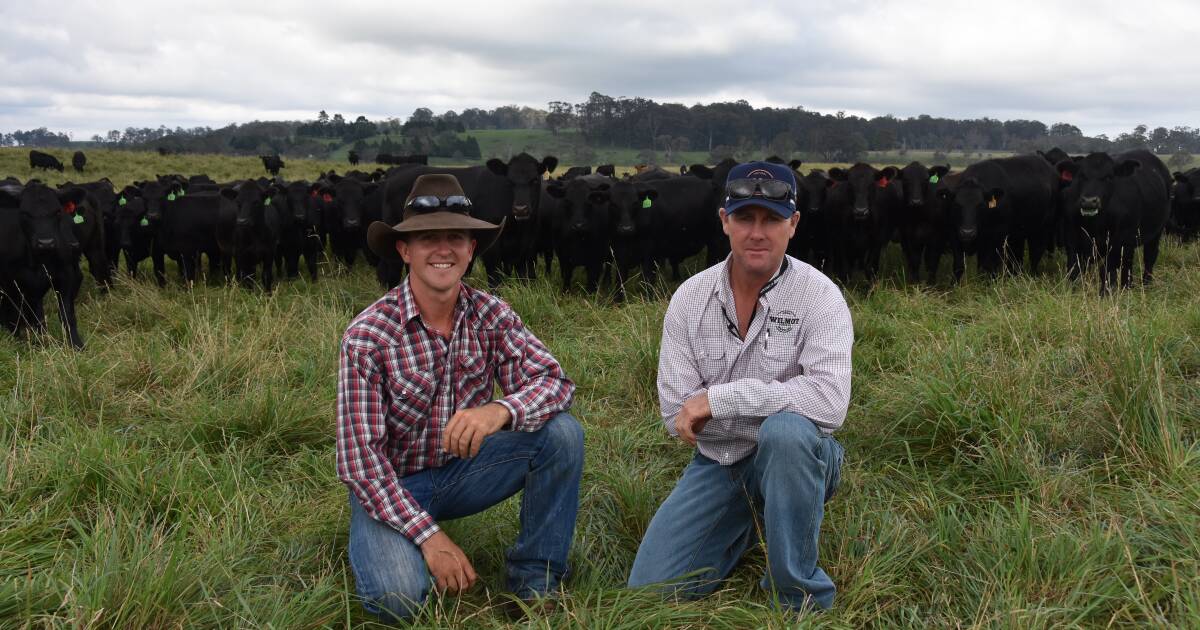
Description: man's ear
394,238,409,264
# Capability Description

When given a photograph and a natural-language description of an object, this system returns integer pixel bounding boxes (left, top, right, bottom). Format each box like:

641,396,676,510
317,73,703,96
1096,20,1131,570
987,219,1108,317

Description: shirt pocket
698,337,727,386
760,345,804,381
456,353,491,401
386,367,435,420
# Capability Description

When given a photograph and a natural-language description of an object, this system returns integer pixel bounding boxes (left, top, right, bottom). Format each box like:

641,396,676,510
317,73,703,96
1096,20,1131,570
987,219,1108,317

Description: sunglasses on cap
405,195,473,212
725,178,794,201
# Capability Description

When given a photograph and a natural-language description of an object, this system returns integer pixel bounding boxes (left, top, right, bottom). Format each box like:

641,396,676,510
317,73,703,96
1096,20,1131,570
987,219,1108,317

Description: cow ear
689,164,713,179
0,184,23,202
327,173,343,184
828,167,848,181
486,159,508,176
1114,160,1141,177
541,156,558,174
989,188,1005,202
789,159,803,171
220,187,239,200
546,181,566,198
879,166,898,180
930,165,950,178
642,188,659,201
1174,171,1189,183
1057,161,1079,183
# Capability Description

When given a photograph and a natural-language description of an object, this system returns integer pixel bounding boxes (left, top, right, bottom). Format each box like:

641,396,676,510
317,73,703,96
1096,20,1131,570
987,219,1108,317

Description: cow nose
570,222,587,233
959,228,977,242
236,217,252,226
121,239,133,249
808,205,822,214
616,224,635,235
35,238,56,250
1081,196,1101,209
853,206,870,219
344,218,360,228
294,213,306,221
908,198,923,206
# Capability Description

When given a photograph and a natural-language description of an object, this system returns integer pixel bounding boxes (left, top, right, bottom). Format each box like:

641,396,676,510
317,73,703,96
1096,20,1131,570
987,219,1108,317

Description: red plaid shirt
336,280,575,544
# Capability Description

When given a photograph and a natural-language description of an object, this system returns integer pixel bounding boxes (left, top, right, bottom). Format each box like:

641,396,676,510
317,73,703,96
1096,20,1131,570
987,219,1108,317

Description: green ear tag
264,197,272,206
118,196,127,206
73,214,85,224
929,174,939,184
642,198,652,209
178,189,185,197
167,192,176,201
140,217,150,227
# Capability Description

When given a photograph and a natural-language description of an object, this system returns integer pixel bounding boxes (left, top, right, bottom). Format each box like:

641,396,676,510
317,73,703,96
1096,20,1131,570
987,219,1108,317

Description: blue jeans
628,413,844,610
348,412,584,621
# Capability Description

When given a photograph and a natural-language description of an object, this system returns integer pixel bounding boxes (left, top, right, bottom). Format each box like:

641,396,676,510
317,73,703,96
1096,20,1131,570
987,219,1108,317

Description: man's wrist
487,401,512,428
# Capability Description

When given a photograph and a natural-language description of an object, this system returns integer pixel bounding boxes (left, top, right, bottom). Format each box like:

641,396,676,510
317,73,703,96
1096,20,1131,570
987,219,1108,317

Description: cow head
486,153,558,221
897,161,949,208
606,180,654,238
548,176,608,237
328,175,378,230
115,186,149,251
830,163,898,221
796,170,830,216
938,178,1004,243
17,183,82,254
1173,170,1200,203
1058,152,1140,218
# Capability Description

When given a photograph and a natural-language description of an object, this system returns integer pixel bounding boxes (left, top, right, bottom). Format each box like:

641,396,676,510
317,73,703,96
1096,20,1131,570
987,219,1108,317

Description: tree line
3,93,1198,166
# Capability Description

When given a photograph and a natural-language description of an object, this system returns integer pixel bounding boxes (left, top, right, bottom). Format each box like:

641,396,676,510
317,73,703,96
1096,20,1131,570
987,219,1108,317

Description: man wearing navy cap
628,161,854,611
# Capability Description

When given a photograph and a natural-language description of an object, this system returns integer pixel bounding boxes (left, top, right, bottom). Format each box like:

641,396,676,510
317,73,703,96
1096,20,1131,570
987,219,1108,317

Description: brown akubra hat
366,173,504,260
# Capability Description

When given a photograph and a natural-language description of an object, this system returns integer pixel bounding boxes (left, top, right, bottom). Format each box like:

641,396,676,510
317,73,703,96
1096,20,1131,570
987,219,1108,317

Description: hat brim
367,212,505,261
724,197,796,218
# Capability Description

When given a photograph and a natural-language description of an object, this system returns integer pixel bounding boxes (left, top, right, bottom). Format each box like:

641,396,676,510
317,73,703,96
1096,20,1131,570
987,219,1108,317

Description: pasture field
2,151,1200,628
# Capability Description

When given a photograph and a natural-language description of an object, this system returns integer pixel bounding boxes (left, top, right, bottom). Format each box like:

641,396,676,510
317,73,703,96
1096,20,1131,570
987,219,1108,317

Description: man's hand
443,402,511,458
419,530,477,594
674,391,712,446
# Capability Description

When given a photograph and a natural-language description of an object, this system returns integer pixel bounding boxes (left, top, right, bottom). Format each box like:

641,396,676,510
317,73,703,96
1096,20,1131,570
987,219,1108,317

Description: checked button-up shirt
657,255,854,465
336,280,575,544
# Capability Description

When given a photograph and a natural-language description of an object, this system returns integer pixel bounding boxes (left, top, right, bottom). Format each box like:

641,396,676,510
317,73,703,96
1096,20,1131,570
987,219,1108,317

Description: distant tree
546,101,574,136
708,144,737,163
1168,150,1193,170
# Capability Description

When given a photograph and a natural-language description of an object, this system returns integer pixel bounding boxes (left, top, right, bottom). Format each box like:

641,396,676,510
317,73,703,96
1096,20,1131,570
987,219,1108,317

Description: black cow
596,164,616,178
279,181,323,281
322,175,378,269
826,164,900,285
150,185,226,287
72,151,87,173
638,173,721,279
218,180,282,290
77,179,121,281
546,175,612,293
348,150,360,166
0,182,86,349
114,185,155,279
1169,169,1200,241
938,155,1057,282
29,150,64,172
606,179,659,293
1038,147,1072,165
630,166,674,182
378,153,558,287
260,155,285,176
687,158,740,265
58,184,112,291
895,161,952,283
1057,150,1169,293
791,168,833,271
558,166,592,180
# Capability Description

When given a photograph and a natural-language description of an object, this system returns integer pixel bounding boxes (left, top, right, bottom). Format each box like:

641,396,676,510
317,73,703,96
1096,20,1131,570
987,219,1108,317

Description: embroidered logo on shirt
769,310,800,333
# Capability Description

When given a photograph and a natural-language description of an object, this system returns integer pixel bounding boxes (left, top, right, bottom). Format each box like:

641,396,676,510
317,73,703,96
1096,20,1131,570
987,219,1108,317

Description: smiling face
720,204,799,279
395,229,477,296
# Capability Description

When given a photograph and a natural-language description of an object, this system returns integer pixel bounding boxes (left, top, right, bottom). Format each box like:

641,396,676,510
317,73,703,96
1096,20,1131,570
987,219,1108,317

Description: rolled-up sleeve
493,314,575,432
707,283,853,431
336,342,440,544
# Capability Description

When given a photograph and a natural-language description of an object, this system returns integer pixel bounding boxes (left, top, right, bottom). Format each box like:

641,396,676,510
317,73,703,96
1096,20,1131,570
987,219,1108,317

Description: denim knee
353,560,430,622
758,412,823,454
542,412,584,465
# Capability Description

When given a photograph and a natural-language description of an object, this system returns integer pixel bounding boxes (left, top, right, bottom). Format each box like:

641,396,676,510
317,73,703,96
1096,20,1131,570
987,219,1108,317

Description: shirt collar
394,278,473,331
714,255,790,305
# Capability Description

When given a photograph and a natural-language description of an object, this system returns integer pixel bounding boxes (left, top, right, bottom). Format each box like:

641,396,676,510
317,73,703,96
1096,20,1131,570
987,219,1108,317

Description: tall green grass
2,152,1199,627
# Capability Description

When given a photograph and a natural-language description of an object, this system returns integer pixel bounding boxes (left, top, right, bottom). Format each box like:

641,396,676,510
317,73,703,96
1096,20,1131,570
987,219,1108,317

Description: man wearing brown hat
336,174,583,621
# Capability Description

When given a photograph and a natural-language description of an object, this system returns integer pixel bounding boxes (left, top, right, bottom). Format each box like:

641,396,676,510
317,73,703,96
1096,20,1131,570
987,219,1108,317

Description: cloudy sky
2,0,1198,139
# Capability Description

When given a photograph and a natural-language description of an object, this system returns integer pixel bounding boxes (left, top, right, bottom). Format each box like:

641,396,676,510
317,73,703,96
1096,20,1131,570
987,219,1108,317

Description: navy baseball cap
723,161,798,218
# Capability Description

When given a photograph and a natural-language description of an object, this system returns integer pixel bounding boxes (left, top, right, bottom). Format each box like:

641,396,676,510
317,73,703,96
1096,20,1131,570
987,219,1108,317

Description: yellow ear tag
987,198,998,209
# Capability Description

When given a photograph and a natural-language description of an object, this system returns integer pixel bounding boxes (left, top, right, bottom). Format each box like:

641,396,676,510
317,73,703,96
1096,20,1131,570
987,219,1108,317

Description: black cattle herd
2,146,1198,350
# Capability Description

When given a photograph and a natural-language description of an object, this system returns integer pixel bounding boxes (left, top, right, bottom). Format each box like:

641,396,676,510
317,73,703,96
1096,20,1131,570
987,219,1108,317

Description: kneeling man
628,161,853,611
338,174,583,620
